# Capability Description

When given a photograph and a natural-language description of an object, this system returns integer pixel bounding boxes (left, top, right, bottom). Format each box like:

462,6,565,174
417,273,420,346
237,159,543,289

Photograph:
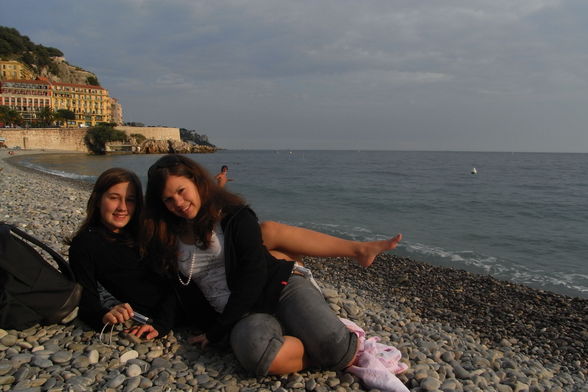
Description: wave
284,219,587,298
404,242,588,298
18,160,96,182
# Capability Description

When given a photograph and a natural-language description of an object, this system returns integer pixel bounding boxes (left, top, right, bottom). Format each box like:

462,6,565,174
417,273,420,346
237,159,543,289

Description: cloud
1,0,588,151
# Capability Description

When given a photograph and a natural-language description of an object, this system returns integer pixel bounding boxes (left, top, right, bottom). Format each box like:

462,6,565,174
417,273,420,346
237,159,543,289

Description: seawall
0,126,180,152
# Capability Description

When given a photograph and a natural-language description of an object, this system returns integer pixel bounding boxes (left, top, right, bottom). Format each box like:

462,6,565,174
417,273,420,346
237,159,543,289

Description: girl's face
161,175,201,220
99,182,136,232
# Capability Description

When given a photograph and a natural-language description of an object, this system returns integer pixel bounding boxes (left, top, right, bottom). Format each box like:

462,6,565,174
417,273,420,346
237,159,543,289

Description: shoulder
222,206,257,228
71,227,101,247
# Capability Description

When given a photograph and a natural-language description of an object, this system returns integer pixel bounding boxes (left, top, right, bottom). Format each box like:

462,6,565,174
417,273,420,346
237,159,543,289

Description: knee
311,330,358,370
230,313,284,376
260,221,279,244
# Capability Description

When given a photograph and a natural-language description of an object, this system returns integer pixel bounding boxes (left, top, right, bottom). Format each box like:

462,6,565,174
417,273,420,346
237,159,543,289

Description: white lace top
177,224,230,313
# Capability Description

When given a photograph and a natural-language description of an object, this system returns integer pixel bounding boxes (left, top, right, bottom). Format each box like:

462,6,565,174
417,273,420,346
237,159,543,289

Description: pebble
0,152,585,392
126,363,142,377
119,350,139,364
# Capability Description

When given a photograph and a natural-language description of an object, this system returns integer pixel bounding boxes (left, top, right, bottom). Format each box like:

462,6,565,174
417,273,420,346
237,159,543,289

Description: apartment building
0,60,33,81
51,81,112,126
0,78,52,122
1,77,116,126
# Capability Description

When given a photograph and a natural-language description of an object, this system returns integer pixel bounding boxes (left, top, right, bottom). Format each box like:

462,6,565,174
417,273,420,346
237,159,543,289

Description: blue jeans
230,275,357,375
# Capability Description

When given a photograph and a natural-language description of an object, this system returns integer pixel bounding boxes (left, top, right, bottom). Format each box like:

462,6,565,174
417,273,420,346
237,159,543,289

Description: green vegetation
180,128,215,147
0,105,23,126
85,76,100,86
36,106,54,127
84,124,128,154
130,133,146,143
55,109,75,126
0,26,63,74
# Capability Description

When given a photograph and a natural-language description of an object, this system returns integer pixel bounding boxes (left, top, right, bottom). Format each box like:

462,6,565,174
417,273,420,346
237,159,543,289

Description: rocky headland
0,151,586,392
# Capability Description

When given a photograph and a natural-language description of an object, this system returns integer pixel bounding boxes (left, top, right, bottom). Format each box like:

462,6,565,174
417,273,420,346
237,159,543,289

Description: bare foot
356,233,402,267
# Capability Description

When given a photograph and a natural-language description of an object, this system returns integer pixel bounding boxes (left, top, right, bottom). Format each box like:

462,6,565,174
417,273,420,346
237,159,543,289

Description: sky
2,0,588,152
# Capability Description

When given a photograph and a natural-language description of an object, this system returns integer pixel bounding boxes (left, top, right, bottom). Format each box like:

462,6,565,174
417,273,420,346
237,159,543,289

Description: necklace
178,251,197,286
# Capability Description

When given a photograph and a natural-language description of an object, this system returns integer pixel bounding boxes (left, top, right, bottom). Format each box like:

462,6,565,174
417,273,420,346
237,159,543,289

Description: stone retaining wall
0,126,180,152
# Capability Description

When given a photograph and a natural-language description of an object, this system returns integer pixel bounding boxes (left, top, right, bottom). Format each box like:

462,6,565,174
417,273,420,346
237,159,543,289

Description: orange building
0,77,118,127
0,78,52,123
51,81,112,126
0,60,33,81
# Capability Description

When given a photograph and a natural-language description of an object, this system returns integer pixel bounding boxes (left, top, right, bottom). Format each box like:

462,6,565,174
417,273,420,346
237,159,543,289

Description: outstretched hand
126,324,159,340
102,303,134,324
188,333,209,349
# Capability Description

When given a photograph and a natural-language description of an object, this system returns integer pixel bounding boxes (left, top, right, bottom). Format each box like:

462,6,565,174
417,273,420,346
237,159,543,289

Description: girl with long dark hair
143,154,402,375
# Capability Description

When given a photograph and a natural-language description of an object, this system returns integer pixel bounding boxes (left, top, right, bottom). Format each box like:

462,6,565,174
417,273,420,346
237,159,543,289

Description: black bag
0,222,82,329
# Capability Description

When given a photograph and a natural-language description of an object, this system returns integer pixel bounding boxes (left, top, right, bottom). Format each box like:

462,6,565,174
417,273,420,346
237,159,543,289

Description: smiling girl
69,168,175,338
143,154,402,375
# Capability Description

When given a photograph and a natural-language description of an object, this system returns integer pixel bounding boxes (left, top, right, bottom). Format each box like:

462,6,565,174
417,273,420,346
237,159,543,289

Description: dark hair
221,165,228,172
143,154,244,274
72,167,143,245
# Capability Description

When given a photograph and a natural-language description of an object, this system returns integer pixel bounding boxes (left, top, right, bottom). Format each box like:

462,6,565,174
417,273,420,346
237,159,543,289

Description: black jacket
69,227,176,335
175,206,294,342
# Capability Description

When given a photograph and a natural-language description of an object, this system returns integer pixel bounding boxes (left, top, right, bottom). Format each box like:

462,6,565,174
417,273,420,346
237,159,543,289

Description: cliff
0,26,99,86
37,57,99,85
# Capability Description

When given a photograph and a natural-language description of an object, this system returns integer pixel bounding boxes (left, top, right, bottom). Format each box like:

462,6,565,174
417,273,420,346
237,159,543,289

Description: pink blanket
341,318,410,392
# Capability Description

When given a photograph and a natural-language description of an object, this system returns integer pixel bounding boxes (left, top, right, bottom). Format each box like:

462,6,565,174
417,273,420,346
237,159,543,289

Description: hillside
0,26,100,86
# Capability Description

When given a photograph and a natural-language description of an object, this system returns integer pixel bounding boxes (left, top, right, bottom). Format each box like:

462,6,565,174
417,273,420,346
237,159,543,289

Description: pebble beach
0,150,587,392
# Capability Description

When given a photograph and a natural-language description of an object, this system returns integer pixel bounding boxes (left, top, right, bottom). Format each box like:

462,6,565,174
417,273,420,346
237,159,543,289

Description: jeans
230,275,357,375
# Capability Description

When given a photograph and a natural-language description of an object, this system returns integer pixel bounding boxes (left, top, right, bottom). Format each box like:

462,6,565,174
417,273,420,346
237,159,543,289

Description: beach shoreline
1,149,586,391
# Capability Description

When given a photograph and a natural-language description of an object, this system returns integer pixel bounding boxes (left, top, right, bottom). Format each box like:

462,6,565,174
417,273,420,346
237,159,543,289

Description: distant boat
471,167,478,175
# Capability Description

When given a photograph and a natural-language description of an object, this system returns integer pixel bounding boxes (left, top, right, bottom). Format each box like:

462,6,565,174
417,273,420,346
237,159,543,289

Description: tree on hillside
180,127,215,147
0,26,63,74
86,76,100,86
84,124,128,154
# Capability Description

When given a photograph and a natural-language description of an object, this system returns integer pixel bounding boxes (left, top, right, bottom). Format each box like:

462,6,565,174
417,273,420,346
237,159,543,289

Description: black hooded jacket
174,206,294,342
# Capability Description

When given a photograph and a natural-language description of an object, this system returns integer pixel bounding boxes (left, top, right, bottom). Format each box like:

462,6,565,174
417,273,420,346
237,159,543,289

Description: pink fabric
341,318,410,392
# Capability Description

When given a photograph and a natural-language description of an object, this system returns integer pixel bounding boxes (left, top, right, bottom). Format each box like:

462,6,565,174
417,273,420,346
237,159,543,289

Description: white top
177,223,230,313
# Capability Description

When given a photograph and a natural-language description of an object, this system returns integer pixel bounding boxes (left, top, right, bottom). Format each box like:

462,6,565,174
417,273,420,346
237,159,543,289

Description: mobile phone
131,312,151,325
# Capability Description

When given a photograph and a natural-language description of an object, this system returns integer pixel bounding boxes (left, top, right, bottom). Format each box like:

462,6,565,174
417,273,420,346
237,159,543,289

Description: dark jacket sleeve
149,287,176,336
205,208,275,342
69,235,109,331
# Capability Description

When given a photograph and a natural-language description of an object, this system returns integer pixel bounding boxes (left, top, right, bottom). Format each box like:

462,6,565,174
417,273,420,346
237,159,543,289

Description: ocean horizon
10,149,588,299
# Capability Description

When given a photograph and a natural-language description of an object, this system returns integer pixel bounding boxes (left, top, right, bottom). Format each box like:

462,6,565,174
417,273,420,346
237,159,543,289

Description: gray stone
151,358,172,369
11,354,32,367
421,377,441,391
305,378,317,390
88,349,99,364
120,349,139,364
127,363,142,377
0,375,15,386
153,371,170,386
51,351,72,364
0,334,17,346
146,349,163,360
0,361,12,376
106,374,126,388
451,361,471,379
31,357,52,368
124,376,142,392
72,356,90,368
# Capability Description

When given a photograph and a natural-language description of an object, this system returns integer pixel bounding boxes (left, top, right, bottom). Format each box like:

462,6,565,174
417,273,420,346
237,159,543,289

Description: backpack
0,222,82,330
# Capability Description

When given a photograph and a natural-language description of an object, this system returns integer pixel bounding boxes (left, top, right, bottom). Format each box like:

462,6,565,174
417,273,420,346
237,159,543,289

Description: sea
11,150,588,299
